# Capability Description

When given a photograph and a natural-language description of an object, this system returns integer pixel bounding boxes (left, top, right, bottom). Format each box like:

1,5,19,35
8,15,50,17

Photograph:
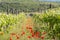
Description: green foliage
0,13,17,32
32,8,60,39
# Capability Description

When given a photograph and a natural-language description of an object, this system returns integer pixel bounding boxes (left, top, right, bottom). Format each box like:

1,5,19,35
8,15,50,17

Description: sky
39,0,60,1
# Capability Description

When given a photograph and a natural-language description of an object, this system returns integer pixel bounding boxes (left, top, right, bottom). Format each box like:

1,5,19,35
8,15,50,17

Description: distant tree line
0,2,59,14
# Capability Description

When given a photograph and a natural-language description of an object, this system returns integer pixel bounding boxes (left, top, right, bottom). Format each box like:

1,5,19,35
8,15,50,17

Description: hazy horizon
39,0,60,2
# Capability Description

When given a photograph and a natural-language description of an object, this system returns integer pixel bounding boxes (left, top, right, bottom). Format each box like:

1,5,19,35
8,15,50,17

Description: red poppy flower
34,34,38,38
32,34,35,37
29,27,32,29
34,32,40,38
35,32,40,36
27,36,31,39
29,29,33,33
21,31,25,36
36,32,40,35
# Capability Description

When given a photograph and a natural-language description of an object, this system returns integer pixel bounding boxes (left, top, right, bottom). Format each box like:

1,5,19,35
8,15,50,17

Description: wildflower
30,29,34,34
34,32,40,38
21,31,25,36
35,32,40,35
29,27,32,29
27,36,31,39
32,34,35,37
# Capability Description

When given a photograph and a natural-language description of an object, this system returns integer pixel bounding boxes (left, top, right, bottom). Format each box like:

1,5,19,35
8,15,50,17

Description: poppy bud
41,36,44,39
10,37,12,40
16,35,20,39
11,33,16,35
42,32,46,35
